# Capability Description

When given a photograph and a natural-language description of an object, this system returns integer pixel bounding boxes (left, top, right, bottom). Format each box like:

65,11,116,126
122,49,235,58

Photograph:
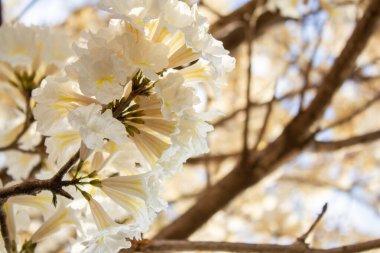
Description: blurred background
2,0,380,251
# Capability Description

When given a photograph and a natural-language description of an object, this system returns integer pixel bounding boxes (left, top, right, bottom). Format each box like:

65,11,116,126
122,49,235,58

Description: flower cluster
0,0,234,252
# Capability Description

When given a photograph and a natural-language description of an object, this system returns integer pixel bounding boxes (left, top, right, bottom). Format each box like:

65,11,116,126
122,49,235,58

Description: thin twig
242,1,264,160
213,85,318,127
297,203,328,244
13,0,39,23
323,92,380,130
298,17,325,114
311,129,380,152
252,80,278,152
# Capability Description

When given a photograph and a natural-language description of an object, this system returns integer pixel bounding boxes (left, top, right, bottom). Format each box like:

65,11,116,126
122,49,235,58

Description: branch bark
154,0,380,240
124,238,380,253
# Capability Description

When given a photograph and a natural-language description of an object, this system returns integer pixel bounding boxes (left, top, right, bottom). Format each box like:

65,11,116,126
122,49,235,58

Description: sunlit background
2,0,380,252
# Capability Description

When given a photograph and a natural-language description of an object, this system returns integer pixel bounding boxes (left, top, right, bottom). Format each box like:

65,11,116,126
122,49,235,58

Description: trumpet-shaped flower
68,104,128,150
74,196,143,253
122,95,176,168
4,151,40,180
33,77,99,134
69,49,129,104
30,205,78,243
155,72,198,117
0,23,37,68
99,172,165,229
117,28,169,80
45,129,81,167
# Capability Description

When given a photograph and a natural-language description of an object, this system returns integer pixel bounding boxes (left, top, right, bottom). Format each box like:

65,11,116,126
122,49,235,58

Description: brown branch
311,129,380,152
155,0,380,239
0,152,79,200
187,152,240,164
124,238,380,253
199,0,223,18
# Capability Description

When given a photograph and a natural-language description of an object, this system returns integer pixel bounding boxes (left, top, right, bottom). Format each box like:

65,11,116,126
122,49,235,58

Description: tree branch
210,0,257,34
154,0,380,239
124,238,380,253
311,129,380,152
242,1,264,160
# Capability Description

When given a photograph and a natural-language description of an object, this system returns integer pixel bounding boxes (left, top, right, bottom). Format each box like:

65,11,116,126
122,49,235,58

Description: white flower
155,72,198,117
9,193,53,214
0,23,37,68
45,129,81,167
69,49,129,104
37,28,74,69
75,196,142,253
123,95,176,168
97,141,147,175
183,6,235,76
99,0,193,30
163,0,193,28
68,104,128,150
117,28,169,80
4,151,40,180
87,196,118,229
30,205,78,243
178,59,221,95
100,172,165,229
32,77,99,134
0,23,72,82
77,225,141,253
3,202,16,243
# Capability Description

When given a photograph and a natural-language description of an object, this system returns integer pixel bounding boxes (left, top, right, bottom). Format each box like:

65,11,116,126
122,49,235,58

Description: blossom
74,196,142,253
0,23,37,68
0,23,73,88
68,104,128,150
22,0,235,251
30,205,78,243
99,171,166,229
69,48,129,104
155,72,198,117
33,77,99,134
117,27,169,80
3,151,40,180
45,129,81,167
122,95,176,168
